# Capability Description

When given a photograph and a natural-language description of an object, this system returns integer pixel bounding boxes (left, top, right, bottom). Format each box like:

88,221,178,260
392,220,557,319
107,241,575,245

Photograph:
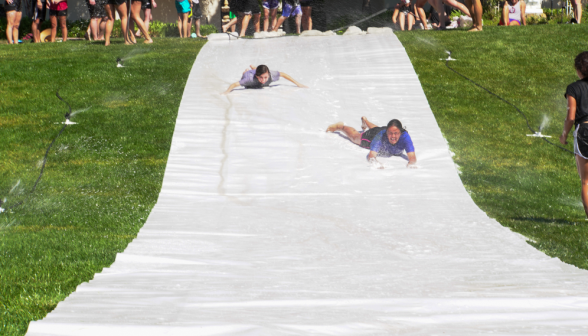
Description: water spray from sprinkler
527,115,552,138
441,50,457,61
117,57,125,68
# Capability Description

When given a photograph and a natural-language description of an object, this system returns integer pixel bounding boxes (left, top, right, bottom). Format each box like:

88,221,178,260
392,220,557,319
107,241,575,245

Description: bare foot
326,122,344,133
361,117,368,131
468,26,482,32
222,25,228,33
144,39,153,44
105,40,110,46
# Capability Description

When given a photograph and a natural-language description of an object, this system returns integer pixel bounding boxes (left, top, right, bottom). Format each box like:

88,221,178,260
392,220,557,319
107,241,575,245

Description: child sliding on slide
222,65,307,94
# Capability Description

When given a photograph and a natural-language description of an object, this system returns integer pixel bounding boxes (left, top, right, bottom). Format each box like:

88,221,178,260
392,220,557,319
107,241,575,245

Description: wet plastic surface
28,34,588,335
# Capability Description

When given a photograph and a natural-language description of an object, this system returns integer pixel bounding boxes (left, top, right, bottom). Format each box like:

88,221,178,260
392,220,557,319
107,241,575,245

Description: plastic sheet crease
27,34,588,335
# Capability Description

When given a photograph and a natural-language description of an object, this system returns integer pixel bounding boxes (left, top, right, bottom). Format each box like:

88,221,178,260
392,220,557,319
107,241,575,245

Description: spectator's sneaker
571,18,578,24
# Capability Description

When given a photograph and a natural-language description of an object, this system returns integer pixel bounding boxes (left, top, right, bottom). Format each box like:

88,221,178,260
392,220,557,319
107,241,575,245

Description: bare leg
115,2,134,44
273,15,287,32
576,155,588,218
50,15,57,42
6,11,16,44
182,13,189,37
253,13,261,32
302,6,312,30
270,8,278,30
32,18,41,42
131,1,152,42
99,17,106,39
326,122,363,145
240,13,251,36
295,14,301,34
399,12,406,30
104,4,114,46
415,0,429,29
59,15,67,41
572,0,582,23
431,0,446,28
442,0,471,16
361,117,378,130
222,17,238,32
90,18,99,40
466,0,483,31
408,13,415,30
263,8,269,31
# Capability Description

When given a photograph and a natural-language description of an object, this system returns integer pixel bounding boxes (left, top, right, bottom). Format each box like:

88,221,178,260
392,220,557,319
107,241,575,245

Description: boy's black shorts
49,9,67,16
360,127,386,149
300,0,312,7
4,0,22,12
240,0,260,14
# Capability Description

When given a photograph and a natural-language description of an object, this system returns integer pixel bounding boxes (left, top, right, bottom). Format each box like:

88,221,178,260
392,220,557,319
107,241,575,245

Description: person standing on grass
465,0,483,31
501,0,526,26
190,0,205,38
300,0,311,31
32,0,47,43
237,0,261,37
133,0,156,37
104,0,132,46
4,0,22,44
129,0,153,42
561,52,588,218
86,0,107,41
48,0,68,42
262,0,279,31
326,118,417,169
570,0,582,24
222,64,307,94
392,0,416,31
176,0,191,37
221,0,238,33
273,0,302,34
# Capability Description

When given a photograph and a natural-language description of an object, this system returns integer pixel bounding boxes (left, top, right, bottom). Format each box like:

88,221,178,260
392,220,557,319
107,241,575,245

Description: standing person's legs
253,13,261,32
58,12,67,41
90,18,100,39
222,17,238,32
466,0,483,31
99,17,107,39
115,2,134,43
571,0,582,23
33,17,41,42
263,7,270,31
49,12,58,42
131,0,152,42
104,2,115,46
399,12,406,30
431,0,446,28
295,14,301,34
576,155,588,218
301,3,312,31
183,13,189,37
11,10,21,43
240,13,251,36
270,8,277,30
326,122,363,145
6,10,16,44
142,6,152,35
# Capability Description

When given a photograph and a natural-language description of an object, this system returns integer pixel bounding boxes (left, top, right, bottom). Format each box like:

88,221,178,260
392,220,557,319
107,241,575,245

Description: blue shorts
262,0,279,9
282,3,302,17
509,18,521,25
175,0,190,14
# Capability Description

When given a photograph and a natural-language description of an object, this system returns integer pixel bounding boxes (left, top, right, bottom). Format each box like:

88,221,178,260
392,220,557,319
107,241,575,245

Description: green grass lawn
0,38,204,335
397,24,588,269
2,25,588,335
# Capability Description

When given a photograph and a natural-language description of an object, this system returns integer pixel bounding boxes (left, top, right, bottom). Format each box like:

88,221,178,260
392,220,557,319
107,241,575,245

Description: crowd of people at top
3,0,583,44
3,0,206,44
391,0,581,31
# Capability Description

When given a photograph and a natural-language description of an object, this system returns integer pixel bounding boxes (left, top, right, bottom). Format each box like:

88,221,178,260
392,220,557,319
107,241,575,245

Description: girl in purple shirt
223,65,307,94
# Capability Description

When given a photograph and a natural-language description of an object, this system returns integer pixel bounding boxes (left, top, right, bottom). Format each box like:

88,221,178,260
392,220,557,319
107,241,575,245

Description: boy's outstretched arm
222,82,241,95
279,72,308,88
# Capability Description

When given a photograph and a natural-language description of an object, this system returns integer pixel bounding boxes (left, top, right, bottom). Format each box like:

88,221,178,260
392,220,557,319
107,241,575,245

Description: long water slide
28,34,588,335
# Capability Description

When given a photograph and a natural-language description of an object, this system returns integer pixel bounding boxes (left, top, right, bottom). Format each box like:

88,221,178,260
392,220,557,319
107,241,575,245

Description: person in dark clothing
561,51,588,218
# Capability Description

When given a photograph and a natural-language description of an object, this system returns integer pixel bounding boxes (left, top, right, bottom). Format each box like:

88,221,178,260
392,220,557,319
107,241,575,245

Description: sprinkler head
526,131,552,138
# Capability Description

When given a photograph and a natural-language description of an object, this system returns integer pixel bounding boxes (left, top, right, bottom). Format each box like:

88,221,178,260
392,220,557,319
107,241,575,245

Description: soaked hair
255,65,270,77
386,119,406,133
575,52,588,78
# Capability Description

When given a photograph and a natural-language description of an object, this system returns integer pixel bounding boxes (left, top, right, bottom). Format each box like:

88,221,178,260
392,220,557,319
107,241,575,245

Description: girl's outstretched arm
279,72,308,88
561,95,577,145
222,82,241,95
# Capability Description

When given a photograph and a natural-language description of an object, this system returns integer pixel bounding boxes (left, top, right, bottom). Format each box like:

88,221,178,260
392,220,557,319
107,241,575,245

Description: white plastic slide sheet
28,34,588,335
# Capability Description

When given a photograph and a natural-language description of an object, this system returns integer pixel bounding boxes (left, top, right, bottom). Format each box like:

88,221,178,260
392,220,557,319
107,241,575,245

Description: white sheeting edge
27,34,588,335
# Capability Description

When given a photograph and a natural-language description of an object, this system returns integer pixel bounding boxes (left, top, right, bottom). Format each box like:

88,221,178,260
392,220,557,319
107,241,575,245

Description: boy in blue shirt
326,117,417,168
